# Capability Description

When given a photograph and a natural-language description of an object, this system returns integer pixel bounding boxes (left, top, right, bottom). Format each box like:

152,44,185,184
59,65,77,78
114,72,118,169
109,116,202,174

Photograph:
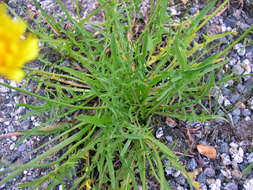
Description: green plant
0,0,252,189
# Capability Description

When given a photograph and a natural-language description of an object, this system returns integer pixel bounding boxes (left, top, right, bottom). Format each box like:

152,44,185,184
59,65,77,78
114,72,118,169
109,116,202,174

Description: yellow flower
0,3,39,81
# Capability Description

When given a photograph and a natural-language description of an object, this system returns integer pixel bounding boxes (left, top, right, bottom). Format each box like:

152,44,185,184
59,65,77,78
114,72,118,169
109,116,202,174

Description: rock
221,153,231,165
232,170,242,180
9,143,15,151
232,147,244,164
197,172,206,183
244,179,253,190
156,127,163,139
200,184,208,190
173,170,181,178
234,43,246,56
176,186,184,190
18,144,26,152
186,158,198,171
235,120,253,140
220,143,229,153
240,22,250,31
165,136,173,143
189,7,198,14
204,168,215,178
232,115,240,124
209,179,221,190
234,64,245,75
217,109,225,117
224,183,238,190
220,169,231,179
218,95,224,105
230,94,240,104
242,109,251,117
176,175,186,185
236,83,246,93
247,152,253,163
221,87,232,96
229,58,237,66
224,98,232,106
230,142,238,150
206,178,215,185
242,59,251,73
11,136,17,141
232,108,241,116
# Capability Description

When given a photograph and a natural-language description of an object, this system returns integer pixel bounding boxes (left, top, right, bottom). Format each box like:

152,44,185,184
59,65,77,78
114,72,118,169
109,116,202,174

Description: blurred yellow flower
0,3,39,81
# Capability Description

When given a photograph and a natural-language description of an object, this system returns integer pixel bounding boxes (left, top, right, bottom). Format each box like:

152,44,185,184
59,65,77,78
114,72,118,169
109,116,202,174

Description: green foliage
1,0,252,189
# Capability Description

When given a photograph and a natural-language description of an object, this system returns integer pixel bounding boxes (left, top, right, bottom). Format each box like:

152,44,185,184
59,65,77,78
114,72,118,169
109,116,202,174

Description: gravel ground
0,0,252,189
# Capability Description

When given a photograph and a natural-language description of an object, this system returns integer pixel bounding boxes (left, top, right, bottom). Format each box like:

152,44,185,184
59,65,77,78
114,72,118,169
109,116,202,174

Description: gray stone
11,136,17,141
204,168,215,177
189,7,198,14
220,143,229,153
197,172,206,183
232,108,241,116
221,169,231,179
209,179,221,190
244,179,253,190
176,175,186,185
186,158,197,171
172,170,181,178
232,147,244,164
230,94,240,104
221,87,232,96
234,43,246,56
18,144,26,152
247,152,253,163
217,109,225,117
242,109,251,117
176,186,184,190
232,115,240,124
156,127,163,139
224,183,238,190
218,95,224,105
234,64,245,75
224,99,232,106
9,143,15,151
236,83,246,93
221,153,231,165
165,136,173,143
229,58,237,66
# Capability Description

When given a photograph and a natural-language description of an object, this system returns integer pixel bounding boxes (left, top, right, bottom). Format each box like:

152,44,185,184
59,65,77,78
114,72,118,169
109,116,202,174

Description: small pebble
247,152,253,163
221,153,232,165
232,116,240,124
232,108,241,116
220,169,231,179
176,175,186,185
206,178,215,185
220,143,229,153
156,127,163,139
224,99,231,106
230,94,240,104
11,136,17,141
197,173,206,183
242,109,251,117
244,178,253,190
186,158,198,171
234,43,246,56
224,183,238,190
209,179,221,190
9,143,15,150
232,147,244,164
204,168,215,178
232,170,242,180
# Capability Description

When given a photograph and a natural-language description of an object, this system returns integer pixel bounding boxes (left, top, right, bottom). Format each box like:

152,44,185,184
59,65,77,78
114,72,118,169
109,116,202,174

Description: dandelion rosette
0,3,39,81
